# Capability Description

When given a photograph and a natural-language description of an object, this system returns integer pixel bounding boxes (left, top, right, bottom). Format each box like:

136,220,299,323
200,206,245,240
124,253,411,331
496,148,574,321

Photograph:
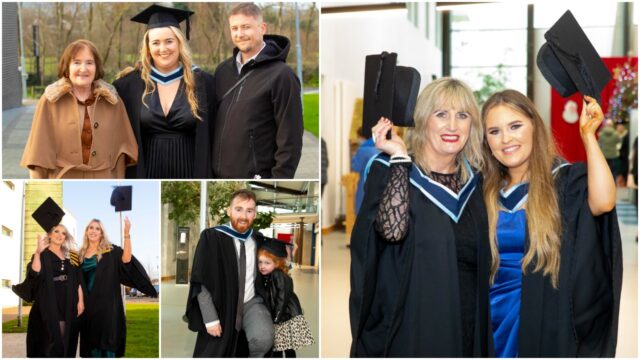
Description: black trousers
272,349,296,357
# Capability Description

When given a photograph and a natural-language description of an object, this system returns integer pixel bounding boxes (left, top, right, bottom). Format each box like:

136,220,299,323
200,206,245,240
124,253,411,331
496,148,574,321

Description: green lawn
303,92,319,137
125,303,159,358
2,302,158,358
2,316,28,333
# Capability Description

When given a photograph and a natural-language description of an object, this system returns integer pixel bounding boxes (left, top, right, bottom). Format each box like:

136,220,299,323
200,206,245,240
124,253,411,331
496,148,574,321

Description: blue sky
62,181,160,280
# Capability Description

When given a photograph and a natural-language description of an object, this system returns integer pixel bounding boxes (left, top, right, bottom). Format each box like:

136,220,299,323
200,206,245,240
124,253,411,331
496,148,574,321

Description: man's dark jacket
212,34,303,179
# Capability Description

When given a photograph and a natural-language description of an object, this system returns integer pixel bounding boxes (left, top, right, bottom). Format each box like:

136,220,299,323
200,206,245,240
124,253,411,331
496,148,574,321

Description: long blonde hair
406,77,484,181
481,90,562,288
117,26,201,120
79,219,113,262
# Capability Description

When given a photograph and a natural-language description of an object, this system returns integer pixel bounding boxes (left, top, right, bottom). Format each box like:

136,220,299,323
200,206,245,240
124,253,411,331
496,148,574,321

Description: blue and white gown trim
498,160,570,213
150,64,199,85
213,224,253,242
365,153,478,223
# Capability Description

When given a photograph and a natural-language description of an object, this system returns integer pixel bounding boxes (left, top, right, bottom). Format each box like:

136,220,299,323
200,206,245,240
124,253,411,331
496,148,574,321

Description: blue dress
490,210,526,357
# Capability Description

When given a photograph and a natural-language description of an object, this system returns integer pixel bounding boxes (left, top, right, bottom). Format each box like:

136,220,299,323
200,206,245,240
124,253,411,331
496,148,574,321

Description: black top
450,197,479,357
79,246,157,357
140,83,197,178
429,170,477,355
52,257,71,321
350,156,493,357
12,250,81,357
113,69,215,179
374,165,477,356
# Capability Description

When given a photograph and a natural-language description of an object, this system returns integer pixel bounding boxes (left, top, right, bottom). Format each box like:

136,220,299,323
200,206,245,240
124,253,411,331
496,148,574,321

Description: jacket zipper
216,75,244,175
236,82,245,103
249,130,259,177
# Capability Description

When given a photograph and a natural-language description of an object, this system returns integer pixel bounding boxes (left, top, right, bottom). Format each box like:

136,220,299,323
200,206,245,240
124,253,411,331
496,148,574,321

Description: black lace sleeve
374,162,410,242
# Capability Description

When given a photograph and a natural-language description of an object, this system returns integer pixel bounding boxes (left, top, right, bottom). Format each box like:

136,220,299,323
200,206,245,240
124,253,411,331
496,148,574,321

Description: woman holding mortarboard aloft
20,39,138,179
482,11,622,357
12,198,84,357
114,4,215,179
78,187,158,357
350,76,493,357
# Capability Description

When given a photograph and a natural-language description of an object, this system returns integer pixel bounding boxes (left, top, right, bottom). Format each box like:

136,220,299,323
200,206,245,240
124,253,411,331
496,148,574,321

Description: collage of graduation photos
0,1,637,359
2,1,319,358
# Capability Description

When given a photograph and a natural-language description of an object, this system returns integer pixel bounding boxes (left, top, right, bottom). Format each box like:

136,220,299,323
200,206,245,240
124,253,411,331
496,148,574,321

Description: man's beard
231,217,253,233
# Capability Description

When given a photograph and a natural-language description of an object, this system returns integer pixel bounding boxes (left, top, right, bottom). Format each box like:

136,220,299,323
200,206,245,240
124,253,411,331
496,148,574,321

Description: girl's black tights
272,349,296,357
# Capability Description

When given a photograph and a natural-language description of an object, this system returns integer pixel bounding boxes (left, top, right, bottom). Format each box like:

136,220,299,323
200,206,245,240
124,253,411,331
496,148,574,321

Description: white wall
321,8,441,228
1,181,24,308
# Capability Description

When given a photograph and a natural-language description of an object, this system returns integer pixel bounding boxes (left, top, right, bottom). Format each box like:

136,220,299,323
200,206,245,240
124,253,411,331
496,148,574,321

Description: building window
425,3,431,41
449,3,528,93
4,181,15,191
2,225,13,238
407,2,418,28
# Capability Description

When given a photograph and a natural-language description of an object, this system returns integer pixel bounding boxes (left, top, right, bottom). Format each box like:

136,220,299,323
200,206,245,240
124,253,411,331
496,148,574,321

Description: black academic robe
79,245,157,357
518,163,622,357
112,69,215,179
184,228,266,357
349,158,493,357
12,249,82,357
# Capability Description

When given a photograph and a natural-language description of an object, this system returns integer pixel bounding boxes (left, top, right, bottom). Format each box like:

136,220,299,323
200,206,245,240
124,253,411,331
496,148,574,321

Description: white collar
235,41,266,72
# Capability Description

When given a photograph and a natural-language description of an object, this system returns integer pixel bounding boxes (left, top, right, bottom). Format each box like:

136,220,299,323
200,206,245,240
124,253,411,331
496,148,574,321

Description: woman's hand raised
35,234,49,255
371,117,408,157
579,95,604,139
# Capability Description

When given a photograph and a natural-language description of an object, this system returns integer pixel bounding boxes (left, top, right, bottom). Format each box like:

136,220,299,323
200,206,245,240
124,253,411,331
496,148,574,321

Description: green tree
161,181,200,227
207,182,275,230
473,64,508,107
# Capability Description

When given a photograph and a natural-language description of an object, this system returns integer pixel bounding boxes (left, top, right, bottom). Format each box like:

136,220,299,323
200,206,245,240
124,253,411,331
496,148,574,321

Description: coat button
91,150,97,157
94,122,99,129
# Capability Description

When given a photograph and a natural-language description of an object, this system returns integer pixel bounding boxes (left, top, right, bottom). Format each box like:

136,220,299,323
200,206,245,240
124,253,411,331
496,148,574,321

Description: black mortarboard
110,186,132,212
261,238,288,258
362,51,421,138
32,197,65,233
131,4,194,40
537,10,611,103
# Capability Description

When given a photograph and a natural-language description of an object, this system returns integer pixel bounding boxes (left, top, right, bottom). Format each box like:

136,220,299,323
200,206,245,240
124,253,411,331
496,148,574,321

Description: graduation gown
12,249,82,357
79,245,157,357
349,155,493,357
184,227,266,357
112,68,215,179
518,163,622,357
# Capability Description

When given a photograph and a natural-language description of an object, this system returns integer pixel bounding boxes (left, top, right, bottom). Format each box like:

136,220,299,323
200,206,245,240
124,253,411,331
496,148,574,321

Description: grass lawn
2,316,28,333
2,303,158,358
125,302,159,358
303,93,319,137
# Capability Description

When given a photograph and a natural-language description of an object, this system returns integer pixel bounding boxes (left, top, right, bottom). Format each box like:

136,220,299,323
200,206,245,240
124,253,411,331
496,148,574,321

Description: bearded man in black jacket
212,2,303,179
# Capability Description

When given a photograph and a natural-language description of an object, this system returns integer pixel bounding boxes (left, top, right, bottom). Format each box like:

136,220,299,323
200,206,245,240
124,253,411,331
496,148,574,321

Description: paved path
2,306,28,358
2,333,26,358
2,101,318,179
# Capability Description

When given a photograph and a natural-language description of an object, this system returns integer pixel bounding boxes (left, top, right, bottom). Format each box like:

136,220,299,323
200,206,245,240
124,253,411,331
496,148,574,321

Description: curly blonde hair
47,224,76,259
